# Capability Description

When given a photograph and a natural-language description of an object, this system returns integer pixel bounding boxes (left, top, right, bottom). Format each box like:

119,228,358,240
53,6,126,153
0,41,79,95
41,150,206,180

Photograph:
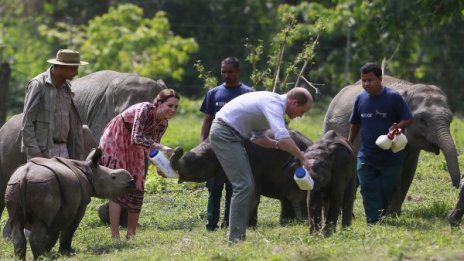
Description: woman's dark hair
154,89,180,105
360,63,382,77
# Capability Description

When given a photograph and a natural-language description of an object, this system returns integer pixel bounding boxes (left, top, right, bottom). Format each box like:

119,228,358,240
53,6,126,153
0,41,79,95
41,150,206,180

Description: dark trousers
206,173,232,230
357,158,402,223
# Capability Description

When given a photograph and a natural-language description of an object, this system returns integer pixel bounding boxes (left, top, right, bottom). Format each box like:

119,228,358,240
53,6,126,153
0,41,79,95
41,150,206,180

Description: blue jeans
206,173,232,230
357,158,402,223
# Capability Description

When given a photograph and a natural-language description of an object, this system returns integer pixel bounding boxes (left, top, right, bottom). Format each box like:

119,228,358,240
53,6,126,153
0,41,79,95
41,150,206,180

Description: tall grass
1,99,464,260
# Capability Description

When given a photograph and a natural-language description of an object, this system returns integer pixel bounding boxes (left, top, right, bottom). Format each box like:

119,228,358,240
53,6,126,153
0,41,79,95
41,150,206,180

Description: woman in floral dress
99,88,180,239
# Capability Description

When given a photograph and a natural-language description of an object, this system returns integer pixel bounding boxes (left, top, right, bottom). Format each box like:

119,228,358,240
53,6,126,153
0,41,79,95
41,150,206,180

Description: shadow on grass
86,239,133,255
138,218,199,231
379,200,452,229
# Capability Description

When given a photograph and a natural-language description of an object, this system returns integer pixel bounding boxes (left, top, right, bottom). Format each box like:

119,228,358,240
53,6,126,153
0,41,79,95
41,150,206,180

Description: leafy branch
193,60,217,89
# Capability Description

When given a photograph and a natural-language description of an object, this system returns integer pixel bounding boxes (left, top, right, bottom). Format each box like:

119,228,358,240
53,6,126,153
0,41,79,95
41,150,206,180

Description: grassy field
2,98,464,260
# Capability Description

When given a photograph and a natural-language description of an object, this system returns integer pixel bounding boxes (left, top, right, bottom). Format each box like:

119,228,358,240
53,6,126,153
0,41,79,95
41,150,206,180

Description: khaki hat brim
47,59,89,66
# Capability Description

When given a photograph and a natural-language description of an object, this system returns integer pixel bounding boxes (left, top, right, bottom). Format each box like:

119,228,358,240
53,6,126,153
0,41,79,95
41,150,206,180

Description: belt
216,118,244,138
53,140,66,144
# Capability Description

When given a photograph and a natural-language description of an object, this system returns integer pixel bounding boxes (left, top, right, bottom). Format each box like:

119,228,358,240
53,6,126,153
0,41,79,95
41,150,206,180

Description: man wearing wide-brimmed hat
21,49,89,160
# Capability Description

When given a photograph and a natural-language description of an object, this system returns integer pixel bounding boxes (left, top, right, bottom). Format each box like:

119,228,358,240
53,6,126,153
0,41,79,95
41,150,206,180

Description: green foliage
159,0,281,93
78,4,199,80
0,3,54,115
3,0,464,115
193,60,218,89
241,7,326,94
285,0,464,111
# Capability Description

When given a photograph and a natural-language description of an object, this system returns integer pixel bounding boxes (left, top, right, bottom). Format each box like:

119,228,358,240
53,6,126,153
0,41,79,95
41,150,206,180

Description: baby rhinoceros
4,148,134,259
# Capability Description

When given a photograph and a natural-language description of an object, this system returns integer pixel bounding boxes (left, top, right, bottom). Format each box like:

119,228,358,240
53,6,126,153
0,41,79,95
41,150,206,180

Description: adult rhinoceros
323,75,461,216
71,70,166,141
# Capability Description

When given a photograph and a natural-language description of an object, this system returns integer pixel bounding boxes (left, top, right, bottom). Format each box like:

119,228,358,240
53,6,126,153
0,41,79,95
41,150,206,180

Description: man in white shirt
209,87,314,243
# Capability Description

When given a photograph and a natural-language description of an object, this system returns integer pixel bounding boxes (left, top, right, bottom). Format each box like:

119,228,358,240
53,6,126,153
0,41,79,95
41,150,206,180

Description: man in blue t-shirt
199,57,254,231
348,63,413,224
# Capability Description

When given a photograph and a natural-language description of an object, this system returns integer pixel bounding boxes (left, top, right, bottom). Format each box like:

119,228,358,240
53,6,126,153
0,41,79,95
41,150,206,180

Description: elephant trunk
436,126,461,188
169,147,184,171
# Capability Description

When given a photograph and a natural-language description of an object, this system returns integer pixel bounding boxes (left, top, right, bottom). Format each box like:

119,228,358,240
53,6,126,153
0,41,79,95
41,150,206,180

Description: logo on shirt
375,110,387,118
215,101,227,107
361,113,373,118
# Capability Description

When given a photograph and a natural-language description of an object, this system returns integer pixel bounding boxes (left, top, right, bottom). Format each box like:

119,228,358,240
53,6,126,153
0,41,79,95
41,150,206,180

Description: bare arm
348,123,360,144
277,138,312,170
392,119,412,132
151,143,174,157
200,114,213,141
251,137,311,170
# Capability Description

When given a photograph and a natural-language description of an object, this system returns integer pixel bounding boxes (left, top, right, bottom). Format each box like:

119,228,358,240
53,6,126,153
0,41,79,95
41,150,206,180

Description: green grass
2,101,464,260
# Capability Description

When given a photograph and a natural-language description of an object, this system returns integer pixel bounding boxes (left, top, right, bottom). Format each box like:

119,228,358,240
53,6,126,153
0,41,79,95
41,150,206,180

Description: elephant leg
279,199,295,225
10,217,27,259
3,217,12,239
308,192,322,233
386,149,419,216
30,220,50,259
290,197,307,222
341,176,357,228
45,229,59,252
247,195,259,228
448,181,464,227
98,202,128,228
324,194,343,236
0,183,8,239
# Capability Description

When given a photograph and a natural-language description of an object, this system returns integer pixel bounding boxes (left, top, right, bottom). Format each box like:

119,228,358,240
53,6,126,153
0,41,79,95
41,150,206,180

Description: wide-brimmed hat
47,49,88,66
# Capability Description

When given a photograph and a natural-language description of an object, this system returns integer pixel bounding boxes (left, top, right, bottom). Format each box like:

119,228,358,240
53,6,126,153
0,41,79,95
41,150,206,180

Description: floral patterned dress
99,102,167,212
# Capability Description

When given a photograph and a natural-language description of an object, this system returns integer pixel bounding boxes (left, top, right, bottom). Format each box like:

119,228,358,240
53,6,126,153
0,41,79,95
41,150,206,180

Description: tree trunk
0,62,11,126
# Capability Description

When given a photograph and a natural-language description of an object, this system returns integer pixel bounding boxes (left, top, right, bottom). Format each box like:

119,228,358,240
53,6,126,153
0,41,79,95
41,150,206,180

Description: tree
0,0,54,119
160,0,282,96
78,4,199,81
286,0,464,112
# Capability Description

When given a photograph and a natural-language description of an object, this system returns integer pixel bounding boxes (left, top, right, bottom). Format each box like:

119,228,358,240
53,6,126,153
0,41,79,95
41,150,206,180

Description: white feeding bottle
391,129,408,153
375,129,396,150
294,167,314,191
149,149,179,178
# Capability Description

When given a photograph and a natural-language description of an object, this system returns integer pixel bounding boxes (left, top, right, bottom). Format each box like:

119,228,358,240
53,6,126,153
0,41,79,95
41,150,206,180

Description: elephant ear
397,89,413,104
86,147,103,165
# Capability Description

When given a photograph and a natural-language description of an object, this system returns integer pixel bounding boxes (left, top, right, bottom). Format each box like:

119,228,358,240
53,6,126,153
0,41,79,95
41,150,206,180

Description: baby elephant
305,130,357,235
4,148,134,259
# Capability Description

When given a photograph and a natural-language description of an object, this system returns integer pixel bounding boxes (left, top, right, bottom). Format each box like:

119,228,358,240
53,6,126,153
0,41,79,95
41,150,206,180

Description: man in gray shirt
209,87,314,243
22,49,88,160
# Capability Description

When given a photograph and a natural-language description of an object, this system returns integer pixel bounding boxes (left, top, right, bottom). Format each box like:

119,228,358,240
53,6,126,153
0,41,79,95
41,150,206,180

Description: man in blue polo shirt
348,63,412,224
200,57,254,231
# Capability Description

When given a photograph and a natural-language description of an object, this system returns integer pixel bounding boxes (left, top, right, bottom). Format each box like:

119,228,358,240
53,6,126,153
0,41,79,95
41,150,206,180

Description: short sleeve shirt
349,87,412,165
200,83,254,117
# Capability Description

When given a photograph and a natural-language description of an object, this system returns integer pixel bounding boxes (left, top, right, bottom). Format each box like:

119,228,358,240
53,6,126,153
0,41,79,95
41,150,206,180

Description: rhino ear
86,147,103,165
